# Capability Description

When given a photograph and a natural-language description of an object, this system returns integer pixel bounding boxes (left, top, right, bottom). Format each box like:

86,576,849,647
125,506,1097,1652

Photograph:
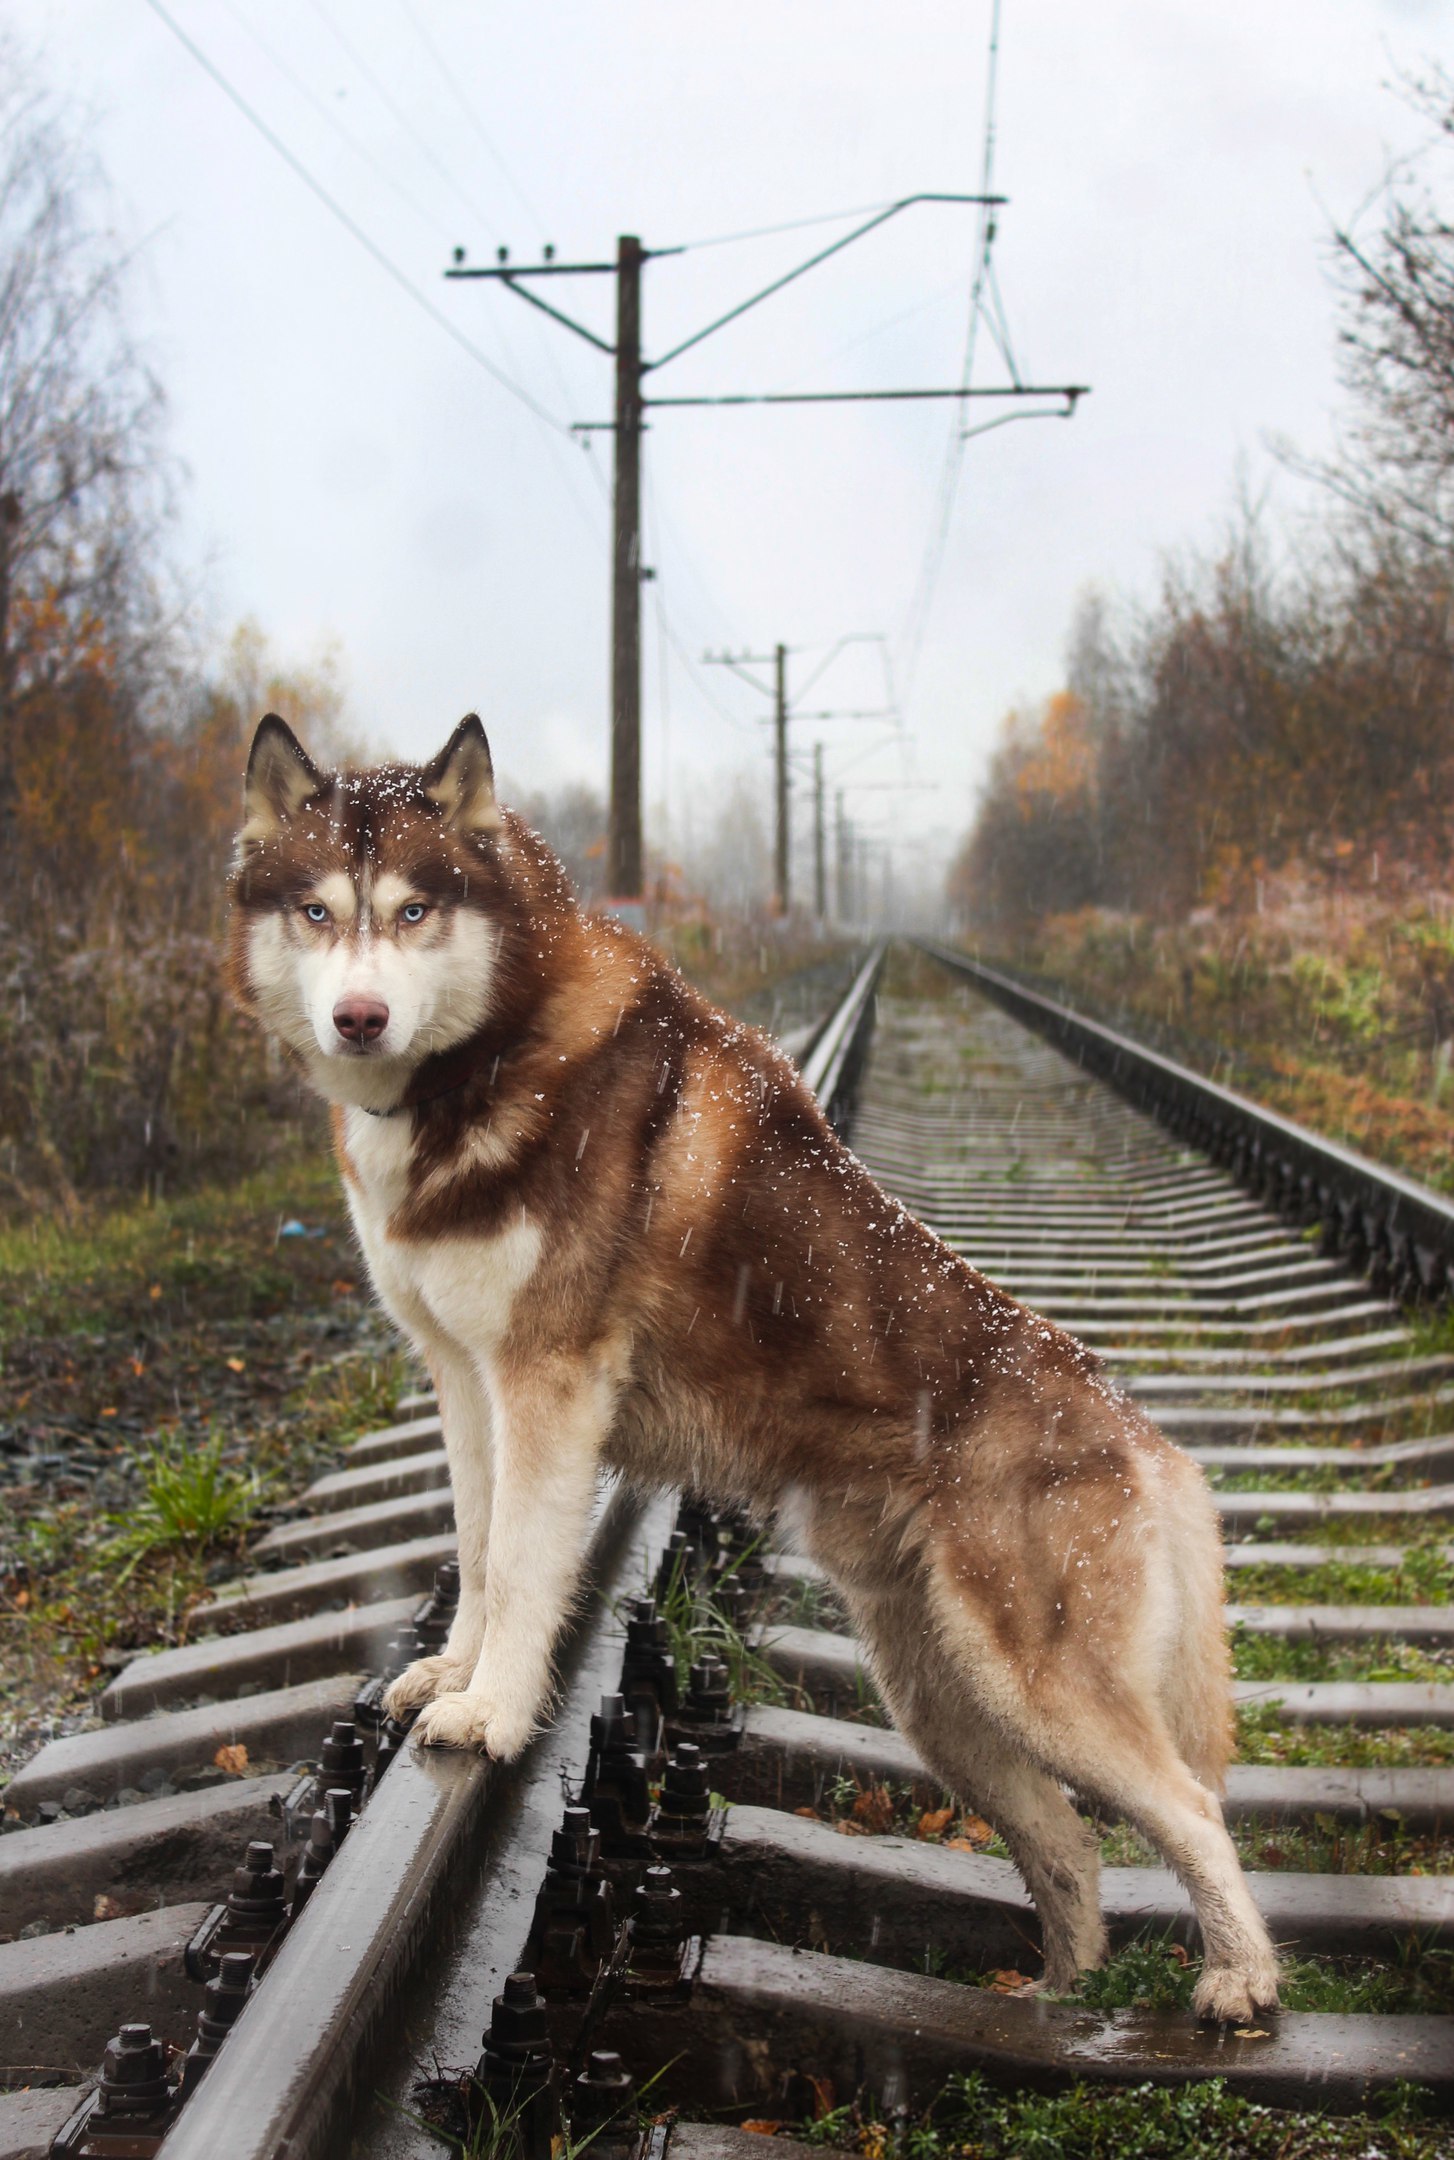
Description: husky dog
227,711,1280,2023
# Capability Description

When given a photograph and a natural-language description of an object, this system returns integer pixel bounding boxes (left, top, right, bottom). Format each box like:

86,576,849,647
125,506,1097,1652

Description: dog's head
227,713,537,1109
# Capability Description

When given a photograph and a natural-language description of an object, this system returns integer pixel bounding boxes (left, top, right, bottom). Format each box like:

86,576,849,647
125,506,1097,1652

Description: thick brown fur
226,715,1277,2022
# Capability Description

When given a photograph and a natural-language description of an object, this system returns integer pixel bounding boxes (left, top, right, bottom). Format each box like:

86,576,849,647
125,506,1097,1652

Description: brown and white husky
226,711,1280,2023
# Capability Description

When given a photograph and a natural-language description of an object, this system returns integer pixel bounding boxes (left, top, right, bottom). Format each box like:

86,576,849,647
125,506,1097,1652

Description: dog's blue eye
401,902,428,924
303,903,329,924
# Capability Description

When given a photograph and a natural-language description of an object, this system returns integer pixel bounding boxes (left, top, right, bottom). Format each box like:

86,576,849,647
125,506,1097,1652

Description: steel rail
155,1484,646,2160
919,941,1454,1304
799,941,887,1133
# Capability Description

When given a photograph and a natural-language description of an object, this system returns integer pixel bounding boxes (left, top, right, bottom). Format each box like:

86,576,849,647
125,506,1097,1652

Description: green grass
99,1433,269,1583
0,1149,343,1344
1232,1544,1454,1606
1280,1517,1431,1547
637,1534,791,1711
1101,1812,1454,1879
1230,1628,1454,1686
806,1768,1454,1880
1235,1703,1454,1768
1061,1931,1454,2017
763,1571,847,1633
1,1344,405,1714
1211,1463,1404,1494
793,2067,1450,2160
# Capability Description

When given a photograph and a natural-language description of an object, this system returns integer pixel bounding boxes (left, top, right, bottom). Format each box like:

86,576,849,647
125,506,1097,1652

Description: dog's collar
358,1031,498,1119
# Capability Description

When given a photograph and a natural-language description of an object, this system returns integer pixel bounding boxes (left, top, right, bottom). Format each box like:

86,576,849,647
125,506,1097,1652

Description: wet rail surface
5,944,1454,2156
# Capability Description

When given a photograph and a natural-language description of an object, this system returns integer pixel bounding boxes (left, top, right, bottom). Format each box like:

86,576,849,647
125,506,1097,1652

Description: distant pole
773,643,789,916
835,789,850,922
812,742,826,923
609,235,644,899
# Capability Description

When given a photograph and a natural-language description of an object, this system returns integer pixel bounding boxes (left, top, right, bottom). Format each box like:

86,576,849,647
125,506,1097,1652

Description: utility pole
835,789,851,924
812,742,827,923
445,196,1087,910
610,237,644,898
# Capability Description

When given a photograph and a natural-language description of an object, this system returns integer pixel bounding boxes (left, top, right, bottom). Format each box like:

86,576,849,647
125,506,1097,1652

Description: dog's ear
242,714,322,843
422,713,501,835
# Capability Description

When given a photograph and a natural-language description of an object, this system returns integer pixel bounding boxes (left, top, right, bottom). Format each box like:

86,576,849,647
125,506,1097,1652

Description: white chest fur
342,1107,542,1361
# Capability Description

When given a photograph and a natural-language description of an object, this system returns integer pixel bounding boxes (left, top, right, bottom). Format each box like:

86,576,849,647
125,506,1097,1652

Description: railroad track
4,942,1454,2157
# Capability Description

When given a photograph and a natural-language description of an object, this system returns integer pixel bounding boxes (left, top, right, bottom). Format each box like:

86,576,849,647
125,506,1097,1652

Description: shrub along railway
3,943,1454,2159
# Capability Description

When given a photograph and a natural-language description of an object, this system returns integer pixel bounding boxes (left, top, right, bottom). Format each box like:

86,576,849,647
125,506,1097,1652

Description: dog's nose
333,997,389,1044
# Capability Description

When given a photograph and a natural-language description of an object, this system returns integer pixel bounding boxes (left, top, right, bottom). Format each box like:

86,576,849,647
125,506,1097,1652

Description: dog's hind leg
851,1588,1107,1991
923,1558,1279,2024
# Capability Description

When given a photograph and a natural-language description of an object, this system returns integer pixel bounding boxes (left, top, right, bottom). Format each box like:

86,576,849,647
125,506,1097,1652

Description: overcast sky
14,0,1454,885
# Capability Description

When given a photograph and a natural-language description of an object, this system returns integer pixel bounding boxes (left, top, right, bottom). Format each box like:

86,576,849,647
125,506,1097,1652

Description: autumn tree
0,47,173,875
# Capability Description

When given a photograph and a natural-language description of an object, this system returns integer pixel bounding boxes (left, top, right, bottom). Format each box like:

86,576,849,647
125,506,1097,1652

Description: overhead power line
215,0,442,239
309,0,503,241
393,0,554,242
140,0,572,439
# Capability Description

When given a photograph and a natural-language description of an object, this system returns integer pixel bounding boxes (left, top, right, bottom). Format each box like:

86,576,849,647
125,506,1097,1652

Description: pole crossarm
443,249,686,358
703,651,778,697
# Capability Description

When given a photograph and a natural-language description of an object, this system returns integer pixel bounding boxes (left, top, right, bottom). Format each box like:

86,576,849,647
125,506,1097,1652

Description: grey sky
16,0,1453,884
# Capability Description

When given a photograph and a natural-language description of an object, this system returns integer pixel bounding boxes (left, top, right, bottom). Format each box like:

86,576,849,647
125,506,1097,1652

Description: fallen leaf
806,2076,835,2119
792,1806,821,1820
833,1818,868,1836
130,1359,145,1378
1233,2027,1269,2040
100,1406,117,1418
958,1814,994,1844
93,1894,126,1921
12,1590,28,1611
214,1743,249,1776
1168,1942,1190,1967
741,2125,782,2138
988,1969,1030,1993
331,1280,357,1297
851,1784,895,1834
149,1284,163,1300
225,1357,245,1374
916,1806,954,1841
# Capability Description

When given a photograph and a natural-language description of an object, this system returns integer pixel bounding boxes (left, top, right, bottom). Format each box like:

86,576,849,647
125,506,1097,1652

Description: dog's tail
1158,1463,1235,1793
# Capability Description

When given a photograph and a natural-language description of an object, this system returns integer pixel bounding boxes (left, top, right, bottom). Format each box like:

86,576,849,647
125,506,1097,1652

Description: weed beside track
0,1151,400,1789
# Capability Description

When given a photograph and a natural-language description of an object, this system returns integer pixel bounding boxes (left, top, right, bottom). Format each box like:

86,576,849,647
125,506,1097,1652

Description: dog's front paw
383,1654,473,1721
412,1689,536,1761
1192,1959,1281,2025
